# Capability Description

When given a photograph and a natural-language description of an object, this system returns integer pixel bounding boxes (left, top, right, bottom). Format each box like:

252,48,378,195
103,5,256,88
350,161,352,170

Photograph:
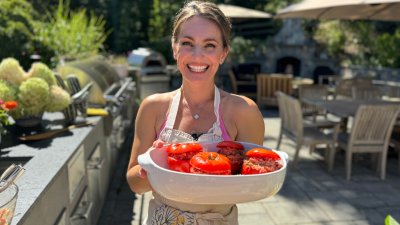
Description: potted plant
0,58,71,127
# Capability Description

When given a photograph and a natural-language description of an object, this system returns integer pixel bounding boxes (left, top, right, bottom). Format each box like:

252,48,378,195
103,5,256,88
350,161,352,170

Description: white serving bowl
138,141,288,204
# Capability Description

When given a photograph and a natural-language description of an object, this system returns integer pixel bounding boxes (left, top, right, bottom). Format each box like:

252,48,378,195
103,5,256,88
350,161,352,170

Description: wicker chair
329,104,400,180
276,91,339,168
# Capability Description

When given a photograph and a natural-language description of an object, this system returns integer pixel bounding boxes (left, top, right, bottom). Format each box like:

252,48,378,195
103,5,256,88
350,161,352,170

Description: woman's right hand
137,167,148,179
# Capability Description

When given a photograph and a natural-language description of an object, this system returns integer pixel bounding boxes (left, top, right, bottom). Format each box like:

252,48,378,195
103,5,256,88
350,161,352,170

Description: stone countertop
0,113,102,225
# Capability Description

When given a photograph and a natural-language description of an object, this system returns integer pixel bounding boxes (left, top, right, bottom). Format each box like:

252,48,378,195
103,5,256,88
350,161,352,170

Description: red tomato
190,152,231,175
166,143,203,154
216,141,244,150
166,143,203,173
242,148,282,175
245,148,280,160
167,157,191,173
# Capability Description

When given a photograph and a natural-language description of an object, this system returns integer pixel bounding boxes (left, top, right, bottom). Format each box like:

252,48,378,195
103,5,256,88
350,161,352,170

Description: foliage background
1,0,400,69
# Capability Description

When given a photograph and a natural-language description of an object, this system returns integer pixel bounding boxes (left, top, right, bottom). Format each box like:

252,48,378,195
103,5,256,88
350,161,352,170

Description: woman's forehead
177,16,223,41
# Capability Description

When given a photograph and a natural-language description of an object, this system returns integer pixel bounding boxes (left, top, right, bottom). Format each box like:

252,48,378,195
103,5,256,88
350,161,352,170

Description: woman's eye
182,41,192,46
205,43,216,48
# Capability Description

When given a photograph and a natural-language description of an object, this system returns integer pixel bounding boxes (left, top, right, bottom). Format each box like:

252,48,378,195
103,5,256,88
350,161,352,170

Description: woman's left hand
152,139,165,148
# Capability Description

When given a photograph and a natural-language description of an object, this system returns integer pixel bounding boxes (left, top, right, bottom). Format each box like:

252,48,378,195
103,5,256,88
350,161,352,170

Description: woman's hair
171,1,232,49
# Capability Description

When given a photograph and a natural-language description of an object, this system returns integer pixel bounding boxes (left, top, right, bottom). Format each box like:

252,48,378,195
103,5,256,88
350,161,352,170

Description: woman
126,1,265,224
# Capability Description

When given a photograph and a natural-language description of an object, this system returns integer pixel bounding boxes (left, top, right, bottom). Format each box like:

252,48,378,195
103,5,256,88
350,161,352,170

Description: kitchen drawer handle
87,158,104,170
71,202,93,220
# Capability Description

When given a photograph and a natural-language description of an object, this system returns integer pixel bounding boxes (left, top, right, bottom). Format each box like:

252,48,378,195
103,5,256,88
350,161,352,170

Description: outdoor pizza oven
128,47,171,99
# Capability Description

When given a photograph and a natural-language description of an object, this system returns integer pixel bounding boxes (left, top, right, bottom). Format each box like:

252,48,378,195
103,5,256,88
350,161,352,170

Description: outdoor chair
276,91,339,168
298,84,330,121
257,74,293,107
334,77,373,99
328,104,400,180
228,67,257,99
351,85,382,100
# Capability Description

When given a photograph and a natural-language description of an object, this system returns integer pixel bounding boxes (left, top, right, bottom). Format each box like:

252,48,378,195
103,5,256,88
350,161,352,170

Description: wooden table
302,98,400,118
301,98,400,131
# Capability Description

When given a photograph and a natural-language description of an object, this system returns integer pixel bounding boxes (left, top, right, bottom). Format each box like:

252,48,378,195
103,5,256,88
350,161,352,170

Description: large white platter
138,141,288,204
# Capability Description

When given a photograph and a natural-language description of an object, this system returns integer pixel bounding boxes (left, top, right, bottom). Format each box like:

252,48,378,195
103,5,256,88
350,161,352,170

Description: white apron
144,86,238,225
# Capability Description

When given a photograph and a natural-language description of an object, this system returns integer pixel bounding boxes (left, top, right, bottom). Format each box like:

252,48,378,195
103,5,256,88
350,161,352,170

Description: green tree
0,0,37,69
147,0,181,63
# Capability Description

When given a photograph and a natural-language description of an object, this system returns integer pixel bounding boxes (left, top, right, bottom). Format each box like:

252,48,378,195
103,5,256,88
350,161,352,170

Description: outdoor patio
99,108,400,225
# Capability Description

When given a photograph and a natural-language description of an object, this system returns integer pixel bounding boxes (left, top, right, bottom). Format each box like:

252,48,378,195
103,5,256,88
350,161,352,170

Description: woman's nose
192,46,203,57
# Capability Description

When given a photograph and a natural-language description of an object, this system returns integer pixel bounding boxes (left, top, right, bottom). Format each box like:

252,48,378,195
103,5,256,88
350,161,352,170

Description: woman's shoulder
138,90,177,114
220,89,259,112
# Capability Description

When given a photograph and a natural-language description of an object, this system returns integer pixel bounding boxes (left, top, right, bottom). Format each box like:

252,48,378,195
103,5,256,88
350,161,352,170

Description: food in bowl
138,141,288,204
166,143,203,173
189,152,231,175
0,183,18,225
216,141,245,174
242,148,283,174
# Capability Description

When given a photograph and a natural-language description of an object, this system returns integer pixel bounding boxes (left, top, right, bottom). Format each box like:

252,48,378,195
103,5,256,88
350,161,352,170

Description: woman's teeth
188,65,208,72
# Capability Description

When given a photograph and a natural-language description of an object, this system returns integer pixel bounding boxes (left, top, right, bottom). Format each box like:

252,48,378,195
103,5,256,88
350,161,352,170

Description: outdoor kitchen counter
1,113,106,225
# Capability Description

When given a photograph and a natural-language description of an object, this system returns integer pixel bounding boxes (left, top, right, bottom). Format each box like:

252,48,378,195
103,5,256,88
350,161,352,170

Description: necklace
183,101,200,120
181,88,201,120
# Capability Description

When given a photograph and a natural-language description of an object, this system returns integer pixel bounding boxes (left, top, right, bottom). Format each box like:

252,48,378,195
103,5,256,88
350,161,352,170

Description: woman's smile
187,64,209,73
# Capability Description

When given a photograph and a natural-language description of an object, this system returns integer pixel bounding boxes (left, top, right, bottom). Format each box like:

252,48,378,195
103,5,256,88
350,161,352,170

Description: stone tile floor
98,109,400,225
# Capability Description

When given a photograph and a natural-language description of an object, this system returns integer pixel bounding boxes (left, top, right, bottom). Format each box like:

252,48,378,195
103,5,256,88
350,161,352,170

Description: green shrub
34,0,110,66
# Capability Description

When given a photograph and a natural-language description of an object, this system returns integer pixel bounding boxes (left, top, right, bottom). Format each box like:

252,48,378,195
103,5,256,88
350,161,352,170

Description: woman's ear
220,47,230,64
172,42,178,60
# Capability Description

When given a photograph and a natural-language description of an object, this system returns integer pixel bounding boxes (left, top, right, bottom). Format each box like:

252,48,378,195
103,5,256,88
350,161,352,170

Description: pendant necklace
182,88,200,120
184,102,200,120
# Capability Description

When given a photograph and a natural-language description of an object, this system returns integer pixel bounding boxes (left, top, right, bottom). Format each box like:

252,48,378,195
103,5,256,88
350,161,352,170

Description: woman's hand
152,139,166,148
137,167,148,179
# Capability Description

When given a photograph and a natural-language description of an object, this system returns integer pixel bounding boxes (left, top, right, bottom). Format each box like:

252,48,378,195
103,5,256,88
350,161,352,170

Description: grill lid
56,57,123,106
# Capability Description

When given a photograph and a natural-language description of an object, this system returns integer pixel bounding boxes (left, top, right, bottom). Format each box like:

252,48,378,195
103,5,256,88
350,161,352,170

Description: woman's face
172,16,229,83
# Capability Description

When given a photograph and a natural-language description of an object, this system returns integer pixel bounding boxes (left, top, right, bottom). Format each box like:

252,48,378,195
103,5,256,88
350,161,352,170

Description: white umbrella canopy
276,0,400,21
218,4,272,21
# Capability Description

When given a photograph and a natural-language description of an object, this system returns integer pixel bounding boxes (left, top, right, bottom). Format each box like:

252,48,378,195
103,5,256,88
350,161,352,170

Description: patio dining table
301,98,400,118
301,98,400,132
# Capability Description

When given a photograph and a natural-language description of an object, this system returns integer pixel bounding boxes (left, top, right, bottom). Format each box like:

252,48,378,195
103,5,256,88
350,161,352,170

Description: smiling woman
126,1,265,225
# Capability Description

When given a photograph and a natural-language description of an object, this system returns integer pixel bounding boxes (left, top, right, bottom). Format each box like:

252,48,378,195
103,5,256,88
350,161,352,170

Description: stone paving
98,109,400,225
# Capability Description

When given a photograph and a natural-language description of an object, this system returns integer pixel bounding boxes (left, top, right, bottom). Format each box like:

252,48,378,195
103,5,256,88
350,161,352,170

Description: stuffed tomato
190,152,231,175
242,148,283,174
216,141,245,174
166,143,203,173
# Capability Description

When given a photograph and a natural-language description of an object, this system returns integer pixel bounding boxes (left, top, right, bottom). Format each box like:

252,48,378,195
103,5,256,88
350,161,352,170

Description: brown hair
171,1,232,49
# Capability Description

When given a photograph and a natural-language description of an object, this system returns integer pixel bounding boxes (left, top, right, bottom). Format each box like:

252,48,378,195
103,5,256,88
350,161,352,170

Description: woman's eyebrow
180,35,219,43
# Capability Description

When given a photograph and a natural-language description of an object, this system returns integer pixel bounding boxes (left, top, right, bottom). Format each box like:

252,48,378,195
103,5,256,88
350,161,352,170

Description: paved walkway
98,109,400,225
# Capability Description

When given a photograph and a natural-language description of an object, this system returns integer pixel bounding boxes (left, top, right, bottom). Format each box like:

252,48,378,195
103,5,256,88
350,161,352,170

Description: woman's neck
181,83,214,106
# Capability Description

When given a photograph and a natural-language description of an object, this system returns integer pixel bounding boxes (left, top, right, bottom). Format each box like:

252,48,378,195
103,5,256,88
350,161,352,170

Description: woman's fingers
137,167,147,178
152,139,165,148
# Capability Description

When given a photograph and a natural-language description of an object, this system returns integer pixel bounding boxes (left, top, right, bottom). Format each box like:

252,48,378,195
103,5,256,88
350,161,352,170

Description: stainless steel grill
57,57,136,157
128,48,171,99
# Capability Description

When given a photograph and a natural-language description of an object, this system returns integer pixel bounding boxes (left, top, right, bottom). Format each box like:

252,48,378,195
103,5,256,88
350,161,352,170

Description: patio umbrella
217,4,273,37
276,0,400,21
218,4,271,22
